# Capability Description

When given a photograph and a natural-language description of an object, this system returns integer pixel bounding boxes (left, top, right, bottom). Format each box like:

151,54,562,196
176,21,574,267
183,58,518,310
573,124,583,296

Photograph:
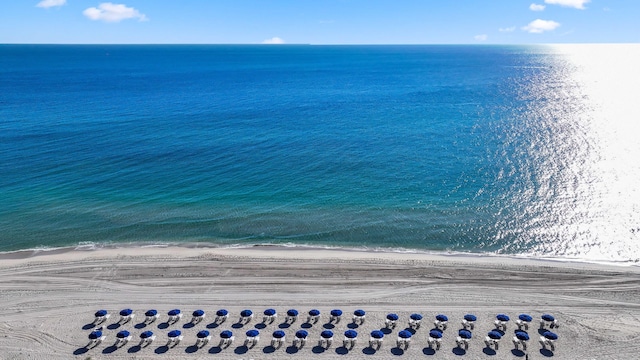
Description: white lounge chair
219,330,234,348
244,329,259,348
352,309,366,325
427,329,443,350
319,330,333,349
293,330,308,348
271,330,286,349
456,329,472,350
369,330,384,350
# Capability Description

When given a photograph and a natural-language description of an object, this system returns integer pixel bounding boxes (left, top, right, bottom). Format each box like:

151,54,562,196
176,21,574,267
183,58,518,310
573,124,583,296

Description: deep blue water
1,44,638,263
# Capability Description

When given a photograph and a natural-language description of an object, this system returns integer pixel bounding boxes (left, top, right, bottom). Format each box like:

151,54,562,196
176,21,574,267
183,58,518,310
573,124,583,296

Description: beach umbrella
145,309,157,317
429,329,443,339
496,314,510,322
88,330,102,339
196,330,210,339
354,309,366,317
168,330,181,338
321,330,334,339
119,309,133,316
220,330,233,339
216,309,229,317
458,330,472,339
398,330,412,339
464,314,477,322
240,309,253,317
487,330,502,340
140,331,153,339
386,313,399,321
542,314,555,322
344,330,358,339
518,314,533,322
192,309,205,317
308,309,320,316
246,329,259,337
287,309,299,317
543,331,558,340
295,330,308,339
264,308,276,316
168,309,181,316
330,309,342,317
436,314,448,322
116,330,130,339
94,310,108,317
515,331,530,341
272,330,286,339
371,330,384,339
410,313,423,321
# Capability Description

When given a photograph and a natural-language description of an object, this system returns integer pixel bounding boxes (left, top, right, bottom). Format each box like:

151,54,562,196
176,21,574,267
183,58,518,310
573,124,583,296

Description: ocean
1,44,638,264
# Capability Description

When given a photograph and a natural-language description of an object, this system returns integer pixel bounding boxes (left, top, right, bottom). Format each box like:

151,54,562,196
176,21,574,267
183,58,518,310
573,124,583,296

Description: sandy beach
0,246,639,359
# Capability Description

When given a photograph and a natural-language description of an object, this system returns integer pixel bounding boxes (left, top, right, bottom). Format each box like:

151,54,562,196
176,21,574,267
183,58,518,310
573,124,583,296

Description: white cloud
36,0,66,8
522,19,561,33
83,3,148,23
262,37,285,44
474,34,488,41
530,3,546,11
499,26,516,32
544,0,590,9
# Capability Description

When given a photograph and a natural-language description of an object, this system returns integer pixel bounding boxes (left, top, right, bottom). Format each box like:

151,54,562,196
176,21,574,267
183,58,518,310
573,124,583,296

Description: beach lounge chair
215,309,229,324
263,308,277,324
540,314,559,330
307,309,320,324
329,309,342,323
144,309,159,324
190,309,205,324
456,329,472,350
461,314,476,330
239,309,253,325
195,330,211,348
539,331,558,351
92,310,110,325
138,331,155,347
166,330,183,348
219,330,234,348
87,330,105,348
293,330,308,348
271,330,286,349
352,309,366,325
343,330,358,350
484,330,502,350
434,314,448,331
167,309,182,324
385,313,399,329
513,330,530,351
408,313,423,329
319,330,334,349
396,329,412,350
285,309,299,324
494,314,510,331
427,329,443,350
115,330,132,347
118,308,134,324
244,329,260,348
369,330,384,350
516,314,532,330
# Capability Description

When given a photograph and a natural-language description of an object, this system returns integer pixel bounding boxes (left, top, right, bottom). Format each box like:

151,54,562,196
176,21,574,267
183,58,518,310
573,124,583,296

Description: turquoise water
1,44,638,263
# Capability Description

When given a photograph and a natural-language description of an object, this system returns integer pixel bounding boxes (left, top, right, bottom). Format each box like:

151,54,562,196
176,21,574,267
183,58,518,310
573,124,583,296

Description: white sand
0,246,639,359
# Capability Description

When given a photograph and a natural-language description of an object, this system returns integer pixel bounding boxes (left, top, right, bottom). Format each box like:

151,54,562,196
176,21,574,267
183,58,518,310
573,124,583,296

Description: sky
0,0,638,44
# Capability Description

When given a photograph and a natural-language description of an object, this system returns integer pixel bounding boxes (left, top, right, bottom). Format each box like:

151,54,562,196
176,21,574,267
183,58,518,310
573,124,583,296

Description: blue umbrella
295,330,308,338
246,329,259,337
354,309,366,317
193,309,205,317
464,314,477,322
240,309,253,317
168,330,181,338
94,310,107,317
487,330,502,340
264,308,276,316
458,330,472,339
119,309,133,316
116,330,130,338
308,309,320,316
386,313,399,321
220,330,233,339
429,329,443,339
542,314,555,322
272,330,286,339
140,331,153,339
371,330,384,339
436,314,448,322
496,314,510,322
287,309,299,317
321,330,334,339
518,314,532,322
410,313,423,321
88,330,102,339
197,330,210,338
398,330,412,339
330,309,342,317
145,309,157,317
543,331,558,340
168,309,181,316
344,330,358,339
216,309,228,317
515,331,530,341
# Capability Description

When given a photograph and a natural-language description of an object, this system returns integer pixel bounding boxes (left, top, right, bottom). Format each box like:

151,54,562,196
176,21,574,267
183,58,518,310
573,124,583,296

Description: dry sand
0,246,639,359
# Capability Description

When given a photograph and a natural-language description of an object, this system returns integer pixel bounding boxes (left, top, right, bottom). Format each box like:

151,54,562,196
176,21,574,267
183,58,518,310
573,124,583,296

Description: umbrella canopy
264,308,276,316
140,331,153,339
518,314,533,322
458,330,472,339
168,309,181,316
398,330,412,339
515,331,530,341
145,309,157,317
542,314,555,322
119,309,133,316
168,330,182,338
88,330,102,339
197,330,210,338
216,309,228,317
240,309,253,317
220,330,233,339
464,314,477,322
487,330,502,340
429,329,443,339
371,330,384,339
272,330,286,339
386,313,399,321
192,309,205,317
436,314,448,322
246,329,259,337
354,309,366,317
344,330,358,339
308,309,320,316
330,309,342,317
321,330,334,339
543,331,558,340
496,314,510,322
410,313,423,321
116,330,130,338
295,330,309,339
94,310,108,317
287,309,299,317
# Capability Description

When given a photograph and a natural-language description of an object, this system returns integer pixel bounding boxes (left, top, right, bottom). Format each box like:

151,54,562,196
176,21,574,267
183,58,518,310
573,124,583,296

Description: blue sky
1,0,638,44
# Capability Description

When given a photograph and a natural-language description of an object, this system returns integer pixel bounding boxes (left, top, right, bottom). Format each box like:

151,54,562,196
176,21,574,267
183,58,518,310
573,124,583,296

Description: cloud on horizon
499,26,516,32
522,19,561,33
262,37,285,44
544,0,590,9
474,34,488,41
83,3,148,23
36,0,66,8
530,3,546,11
